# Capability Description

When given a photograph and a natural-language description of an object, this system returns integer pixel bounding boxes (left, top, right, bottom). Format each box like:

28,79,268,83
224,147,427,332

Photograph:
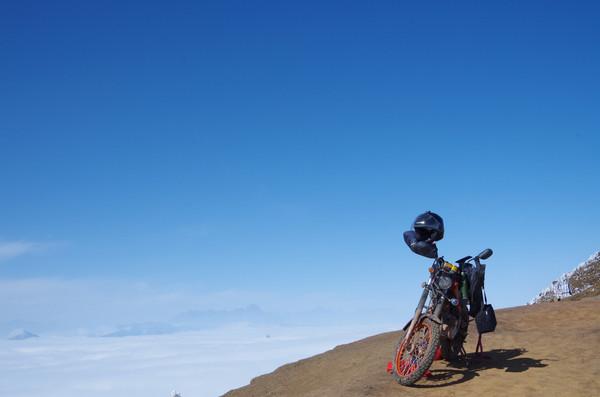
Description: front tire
392,318,441,386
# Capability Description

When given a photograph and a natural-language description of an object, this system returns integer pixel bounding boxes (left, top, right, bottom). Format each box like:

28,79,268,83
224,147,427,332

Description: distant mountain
8,328,39,340
102,322,179,337
103,305,280,337
529,251,600,304
100,304,396,338
173,304,280,328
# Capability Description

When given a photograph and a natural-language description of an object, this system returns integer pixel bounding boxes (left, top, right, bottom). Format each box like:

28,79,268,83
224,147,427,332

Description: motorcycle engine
441,313,460,340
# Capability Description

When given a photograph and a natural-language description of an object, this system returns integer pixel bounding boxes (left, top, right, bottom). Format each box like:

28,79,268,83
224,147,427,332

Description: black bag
463,262,486,317
475,289,497,334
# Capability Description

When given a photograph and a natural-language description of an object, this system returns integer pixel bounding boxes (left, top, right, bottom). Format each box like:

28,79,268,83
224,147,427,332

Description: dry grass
224,297,600,397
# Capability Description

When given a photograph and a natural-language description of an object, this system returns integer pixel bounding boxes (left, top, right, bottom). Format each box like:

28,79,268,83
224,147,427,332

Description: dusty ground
223,297,600,397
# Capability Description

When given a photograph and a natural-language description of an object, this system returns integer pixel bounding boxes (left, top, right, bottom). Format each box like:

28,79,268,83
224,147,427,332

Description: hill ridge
224,297,600,397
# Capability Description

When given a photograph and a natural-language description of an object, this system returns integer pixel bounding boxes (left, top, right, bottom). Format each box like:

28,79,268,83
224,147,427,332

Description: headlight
437,274,453,290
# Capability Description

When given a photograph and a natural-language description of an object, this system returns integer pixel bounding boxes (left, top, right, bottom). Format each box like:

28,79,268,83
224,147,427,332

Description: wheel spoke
395,321,434,379
393,318,440,386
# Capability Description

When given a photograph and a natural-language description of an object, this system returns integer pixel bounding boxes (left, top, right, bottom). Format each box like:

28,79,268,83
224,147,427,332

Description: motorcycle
391,248,493,385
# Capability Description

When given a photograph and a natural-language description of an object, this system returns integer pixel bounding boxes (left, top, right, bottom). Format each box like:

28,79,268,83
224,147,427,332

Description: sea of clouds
0,277,406,396
0,323,395,397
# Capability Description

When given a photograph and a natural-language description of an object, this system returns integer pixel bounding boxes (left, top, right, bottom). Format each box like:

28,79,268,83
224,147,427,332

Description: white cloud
0,241,39,261
0,240,61,261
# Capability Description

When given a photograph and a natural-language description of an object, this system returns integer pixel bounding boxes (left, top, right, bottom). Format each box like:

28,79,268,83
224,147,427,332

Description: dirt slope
223,297,600,397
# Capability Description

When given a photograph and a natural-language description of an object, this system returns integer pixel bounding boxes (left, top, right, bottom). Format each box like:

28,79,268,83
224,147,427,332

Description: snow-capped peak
7,328,39,340
529,251,600,304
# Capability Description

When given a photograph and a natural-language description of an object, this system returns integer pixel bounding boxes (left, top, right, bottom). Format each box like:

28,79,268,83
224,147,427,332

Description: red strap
475,333,483,355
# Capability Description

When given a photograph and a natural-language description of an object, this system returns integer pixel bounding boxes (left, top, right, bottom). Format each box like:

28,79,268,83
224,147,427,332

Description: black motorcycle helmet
413,211,444,242
403,211,444,258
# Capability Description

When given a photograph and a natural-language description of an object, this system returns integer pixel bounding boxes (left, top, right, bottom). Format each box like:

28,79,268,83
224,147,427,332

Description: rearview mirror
477,248,493,260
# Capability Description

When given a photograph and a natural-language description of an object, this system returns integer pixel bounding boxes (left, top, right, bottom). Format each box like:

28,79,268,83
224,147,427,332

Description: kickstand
459,345,467,359
474,333,491,359
475,333,483,355
456,343,469,366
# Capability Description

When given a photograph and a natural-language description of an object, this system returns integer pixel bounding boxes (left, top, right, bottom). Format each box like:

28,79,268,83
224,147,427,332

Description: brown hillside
223,297,600,397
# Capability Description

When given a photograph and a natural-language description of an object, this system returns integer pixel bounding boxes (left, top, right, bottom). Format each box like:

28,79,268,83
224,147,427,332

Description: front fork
403,280,443,344
402,277,444,343
403,288,428,343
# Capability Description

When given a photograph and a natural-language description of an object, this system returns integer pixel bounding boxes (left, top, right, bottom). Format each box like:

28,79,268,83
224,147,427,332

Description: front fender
422,312,443,325
402,313,442,330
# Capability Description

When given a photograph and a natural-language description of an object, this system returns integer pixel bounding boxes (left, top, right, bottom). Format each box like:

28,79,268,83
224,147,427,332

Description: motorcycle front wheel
392,318,440,386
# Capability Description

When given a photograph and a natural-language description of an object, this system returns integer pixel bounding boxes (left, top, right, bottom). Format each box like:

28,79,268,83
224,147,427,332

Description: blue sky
1,1,599,330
